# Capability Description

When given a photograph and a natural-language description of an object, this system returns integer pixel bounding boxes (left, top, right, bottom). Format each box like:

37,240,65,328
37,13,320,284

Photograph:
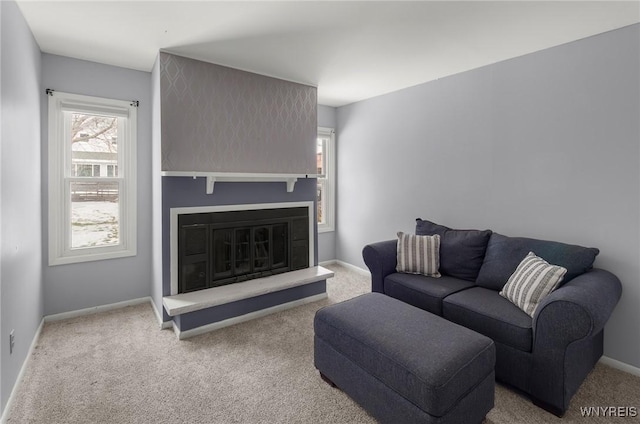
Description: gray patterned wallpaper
160,52,317,174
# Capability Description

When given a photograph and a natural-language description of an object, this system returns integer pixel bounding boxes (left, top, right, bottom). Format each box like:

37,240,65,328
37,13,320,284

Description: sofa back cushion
415,219,492,281
476,233,599,291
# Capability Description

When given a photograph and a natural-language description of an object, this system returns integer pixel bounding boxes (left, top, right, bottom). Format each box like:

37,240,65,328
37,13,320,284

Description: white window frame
48,91,137,266
317,127,335,233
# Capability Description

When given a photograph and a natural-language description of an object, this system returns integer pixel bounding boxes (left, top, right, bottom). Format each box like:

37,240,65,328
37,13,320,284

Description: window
48,91,137,265
317,127,335,233
72,164,101,177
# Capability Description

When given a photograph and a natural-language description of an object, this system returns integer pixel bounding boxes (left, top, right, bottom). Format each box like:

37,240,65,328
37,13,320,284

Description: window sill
49,247,136,266
318,226,335,234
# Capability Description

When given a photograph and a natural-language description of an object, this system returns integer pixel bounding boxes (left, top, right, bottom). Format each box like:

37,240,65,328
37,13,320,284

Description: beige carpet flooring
7,264,640,423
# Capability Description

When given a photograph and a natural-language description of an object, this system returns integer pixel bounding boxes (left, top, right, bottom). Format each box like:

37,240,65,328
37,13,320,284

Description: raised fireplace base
163,266,333,339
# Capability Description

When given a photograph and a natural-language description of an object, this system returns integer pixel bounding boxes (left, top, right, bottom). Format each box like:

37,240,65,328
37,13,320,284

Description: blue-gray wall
0,0,44,411
336,24,640,368
41,54,153,315
317,104,337,263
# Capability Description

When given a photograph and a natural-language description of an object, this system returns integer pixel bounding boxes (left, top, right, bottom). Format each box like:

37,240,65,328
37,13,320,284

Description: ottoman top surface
314,292,495,417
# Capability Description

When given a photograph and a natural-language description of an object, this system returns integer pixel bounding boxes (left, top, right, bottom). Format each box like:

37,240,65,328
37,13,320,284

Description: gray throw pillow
415,219,492,281
476,233,599,291
396,232,441,278
500,252,567,317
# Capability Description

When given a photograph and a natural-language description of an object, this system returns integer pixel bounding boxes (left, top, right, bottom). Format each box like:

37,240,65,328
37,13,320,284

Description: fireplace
163,194,330,338
170,202,314,295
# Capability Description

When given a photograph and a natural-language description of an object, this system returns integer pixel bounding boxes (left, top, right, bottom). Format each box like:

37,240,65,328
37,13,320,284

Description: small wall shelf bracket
286,178,297,193
206,176,216,194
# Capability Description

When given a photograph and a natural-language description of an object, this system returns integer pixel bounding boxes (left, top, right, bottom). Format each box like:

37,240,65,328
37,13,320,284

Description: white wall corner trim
149,298,173,329
0,319,44,424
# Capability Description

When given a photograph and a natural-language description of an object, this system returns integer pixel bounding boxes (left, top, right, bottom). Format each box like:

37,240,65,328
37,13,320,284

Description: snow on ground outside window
71,201,119,248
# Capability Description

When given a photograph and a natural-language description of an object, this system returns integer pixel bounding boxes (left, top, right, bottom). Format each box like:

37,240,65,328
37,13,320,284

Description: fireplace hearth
178,207,309,293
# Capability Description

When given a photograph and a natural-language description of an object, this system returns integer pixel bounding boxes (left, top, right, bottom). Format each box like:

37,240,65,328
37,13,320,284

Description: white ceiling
17,1,640,107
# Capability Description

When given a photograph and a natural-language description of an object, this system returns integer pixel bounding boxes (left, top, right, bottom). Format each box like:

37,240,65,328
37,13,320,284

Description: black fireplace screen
178,207,309,293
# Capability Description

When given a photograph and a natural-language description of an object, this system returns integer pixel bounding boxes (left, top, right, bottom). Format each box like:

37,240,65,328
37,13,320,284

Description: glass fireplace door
179,207,308,293
211,228,233,283
254,226,270,272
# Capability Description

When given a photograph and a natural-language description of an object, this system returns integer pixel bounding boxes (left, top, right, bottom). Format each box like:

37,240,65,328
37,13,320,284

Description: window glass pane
317,181,325,225
316,129,334,231
70,113,118,177
317,138,325,176
76,164,93,177
70,181,119,248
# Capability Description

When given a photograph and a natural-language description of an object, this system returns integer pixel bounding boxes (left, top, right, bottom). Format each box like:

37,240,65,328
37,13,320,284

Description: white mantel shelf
163,266,334,317
160,171,318,194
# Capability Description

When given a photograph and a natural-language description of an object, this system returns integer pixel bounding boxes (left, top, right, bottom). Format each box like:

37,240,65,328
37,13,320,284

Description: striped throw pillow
396,232,441,278
500,252,567,317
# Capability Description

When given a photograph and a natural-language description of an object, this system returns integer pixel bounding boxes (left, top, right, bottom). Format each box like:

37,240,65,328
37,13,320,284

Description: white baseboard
599,355,640,377
0,318,44,424
44,297,151,323
334,260,371,277
175,292,328,340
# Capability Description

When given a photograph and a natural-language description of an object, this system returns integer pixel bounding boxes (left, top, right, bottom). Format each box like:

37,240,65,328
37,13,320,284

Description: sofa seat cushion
384,272,475,316
476,233,599,291
443,287,533,352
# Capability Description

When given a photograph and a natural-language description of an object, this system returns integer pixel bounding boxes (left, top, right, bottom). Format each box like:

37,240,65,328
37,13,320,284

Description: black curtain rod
45,88,139,107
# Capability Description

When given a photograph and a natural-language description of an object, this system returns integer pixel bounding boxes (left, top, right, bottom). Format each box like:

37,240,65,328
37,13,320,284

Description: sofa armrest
533,268,622,341
362,240,398,293
529,268,622,414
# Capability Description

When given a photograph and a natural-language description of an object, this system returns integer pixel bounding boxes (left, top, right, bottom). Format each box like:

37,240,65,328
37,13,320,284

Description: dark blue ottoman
314,293,495,424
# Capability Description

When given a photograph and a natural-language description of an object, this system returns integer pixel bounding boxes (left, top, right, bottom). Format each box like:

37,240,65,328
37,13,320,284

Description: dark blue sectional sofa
362,219,622,417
